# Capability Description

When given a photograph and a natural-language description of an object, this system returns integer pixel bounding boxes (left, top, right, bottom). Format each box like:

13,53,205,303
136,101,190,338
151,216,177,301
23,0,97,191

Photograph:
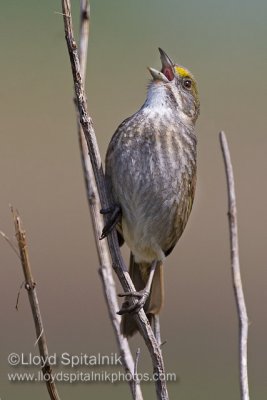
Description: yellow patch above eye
174,66,190,78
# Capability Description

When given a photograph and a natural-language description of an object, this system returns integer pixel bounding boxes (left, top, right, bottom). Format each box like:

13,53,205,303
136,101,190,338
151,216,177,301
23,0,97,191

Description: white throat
142,81,194,126
143,83,171,113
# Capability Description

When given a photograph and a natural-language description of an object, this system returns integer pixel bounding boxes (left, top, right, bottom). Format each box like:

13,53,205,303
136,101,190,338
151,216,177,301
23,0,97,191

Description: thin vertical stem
219,131,250,400
12,208,61,400
74,1,143,398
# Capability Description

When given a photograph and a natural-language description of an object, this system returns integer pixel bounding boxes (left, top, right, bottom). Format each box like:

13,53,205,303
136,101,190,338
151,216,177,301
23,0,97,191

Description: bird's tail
121,253,164,337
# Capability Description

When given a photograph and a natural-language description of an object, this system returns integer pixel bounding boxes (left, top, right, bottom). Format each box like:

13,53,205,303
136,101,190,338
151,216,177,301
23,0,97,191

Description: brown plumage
105,49,200,337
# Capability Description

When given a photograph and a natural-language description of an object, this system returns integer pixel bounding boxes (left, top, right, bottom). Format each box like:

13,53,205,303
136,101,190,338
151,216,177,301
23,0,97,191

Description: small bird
103,48,200,337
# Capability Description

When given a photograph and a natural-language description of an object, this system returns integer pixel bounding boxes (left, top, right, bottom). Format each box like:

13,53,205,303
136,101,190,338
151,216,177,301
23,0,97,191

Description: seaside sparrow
102,48,200,337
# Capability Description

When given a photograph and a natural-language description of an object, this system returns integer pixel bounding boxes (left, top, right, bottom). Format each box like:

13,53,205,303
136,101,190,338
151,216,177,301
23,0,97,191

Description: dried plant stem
61,1,168,398
75,1,142,399
219,131,250,400
12,208,60,400
133,348,141,400
153,314,162,346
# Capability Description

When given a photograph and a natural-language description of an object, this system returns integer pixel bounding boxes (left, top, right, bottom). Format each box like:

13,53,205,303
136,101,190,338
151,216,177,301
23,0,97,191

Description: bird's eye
183,78,192,89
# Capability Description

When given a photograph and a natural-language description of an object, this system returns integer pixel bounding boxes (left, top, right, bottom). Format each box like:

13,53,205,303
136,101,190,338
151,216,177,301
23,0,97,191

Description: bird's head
148,48,200,124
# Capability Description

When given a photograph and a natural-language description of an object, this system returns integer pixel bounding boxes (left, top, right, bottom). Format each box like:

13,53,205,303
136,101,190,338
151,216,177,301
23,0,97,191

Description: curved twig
219,131,250,400
12,208,61,400
75,1,143,399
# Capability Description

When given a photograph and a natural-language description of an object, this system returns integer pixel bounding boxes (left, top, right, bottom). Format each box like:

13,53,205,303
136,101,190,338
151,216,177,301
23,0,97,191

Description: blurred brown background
0,0,266,399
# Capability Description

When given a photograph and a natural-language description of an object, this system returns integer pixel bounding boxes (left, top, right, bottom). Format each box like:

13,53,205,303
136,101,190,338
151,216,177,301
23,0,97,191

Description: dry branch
133,348,141,400
75,1,142,399
219,131,250,400
12,208,60,400
61,1,168,398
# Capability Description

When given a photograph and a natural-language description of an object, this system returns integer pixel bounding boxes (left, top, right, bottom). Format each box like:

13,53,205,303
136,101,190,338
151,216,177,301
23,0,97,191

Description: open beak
148,48,175,82
148,67,169,82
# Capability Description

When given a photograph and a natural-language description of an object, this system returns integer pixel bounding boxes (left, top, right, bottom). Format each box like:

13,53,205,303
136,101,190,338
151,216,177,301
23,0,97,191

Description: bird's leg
100,204,121,239
117,260,158,315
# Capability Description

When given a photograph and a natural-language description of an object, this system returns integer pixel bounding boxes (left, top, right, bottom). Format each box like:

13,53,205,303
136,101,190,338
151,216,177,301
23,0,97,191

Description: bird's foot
117,289,149,315
100,204,121,239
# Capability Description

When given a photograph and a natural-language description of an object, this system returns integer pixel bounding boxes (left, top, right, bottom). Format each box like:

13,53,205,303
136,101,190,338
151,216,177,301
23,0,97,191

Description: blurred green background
1,0,266,399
